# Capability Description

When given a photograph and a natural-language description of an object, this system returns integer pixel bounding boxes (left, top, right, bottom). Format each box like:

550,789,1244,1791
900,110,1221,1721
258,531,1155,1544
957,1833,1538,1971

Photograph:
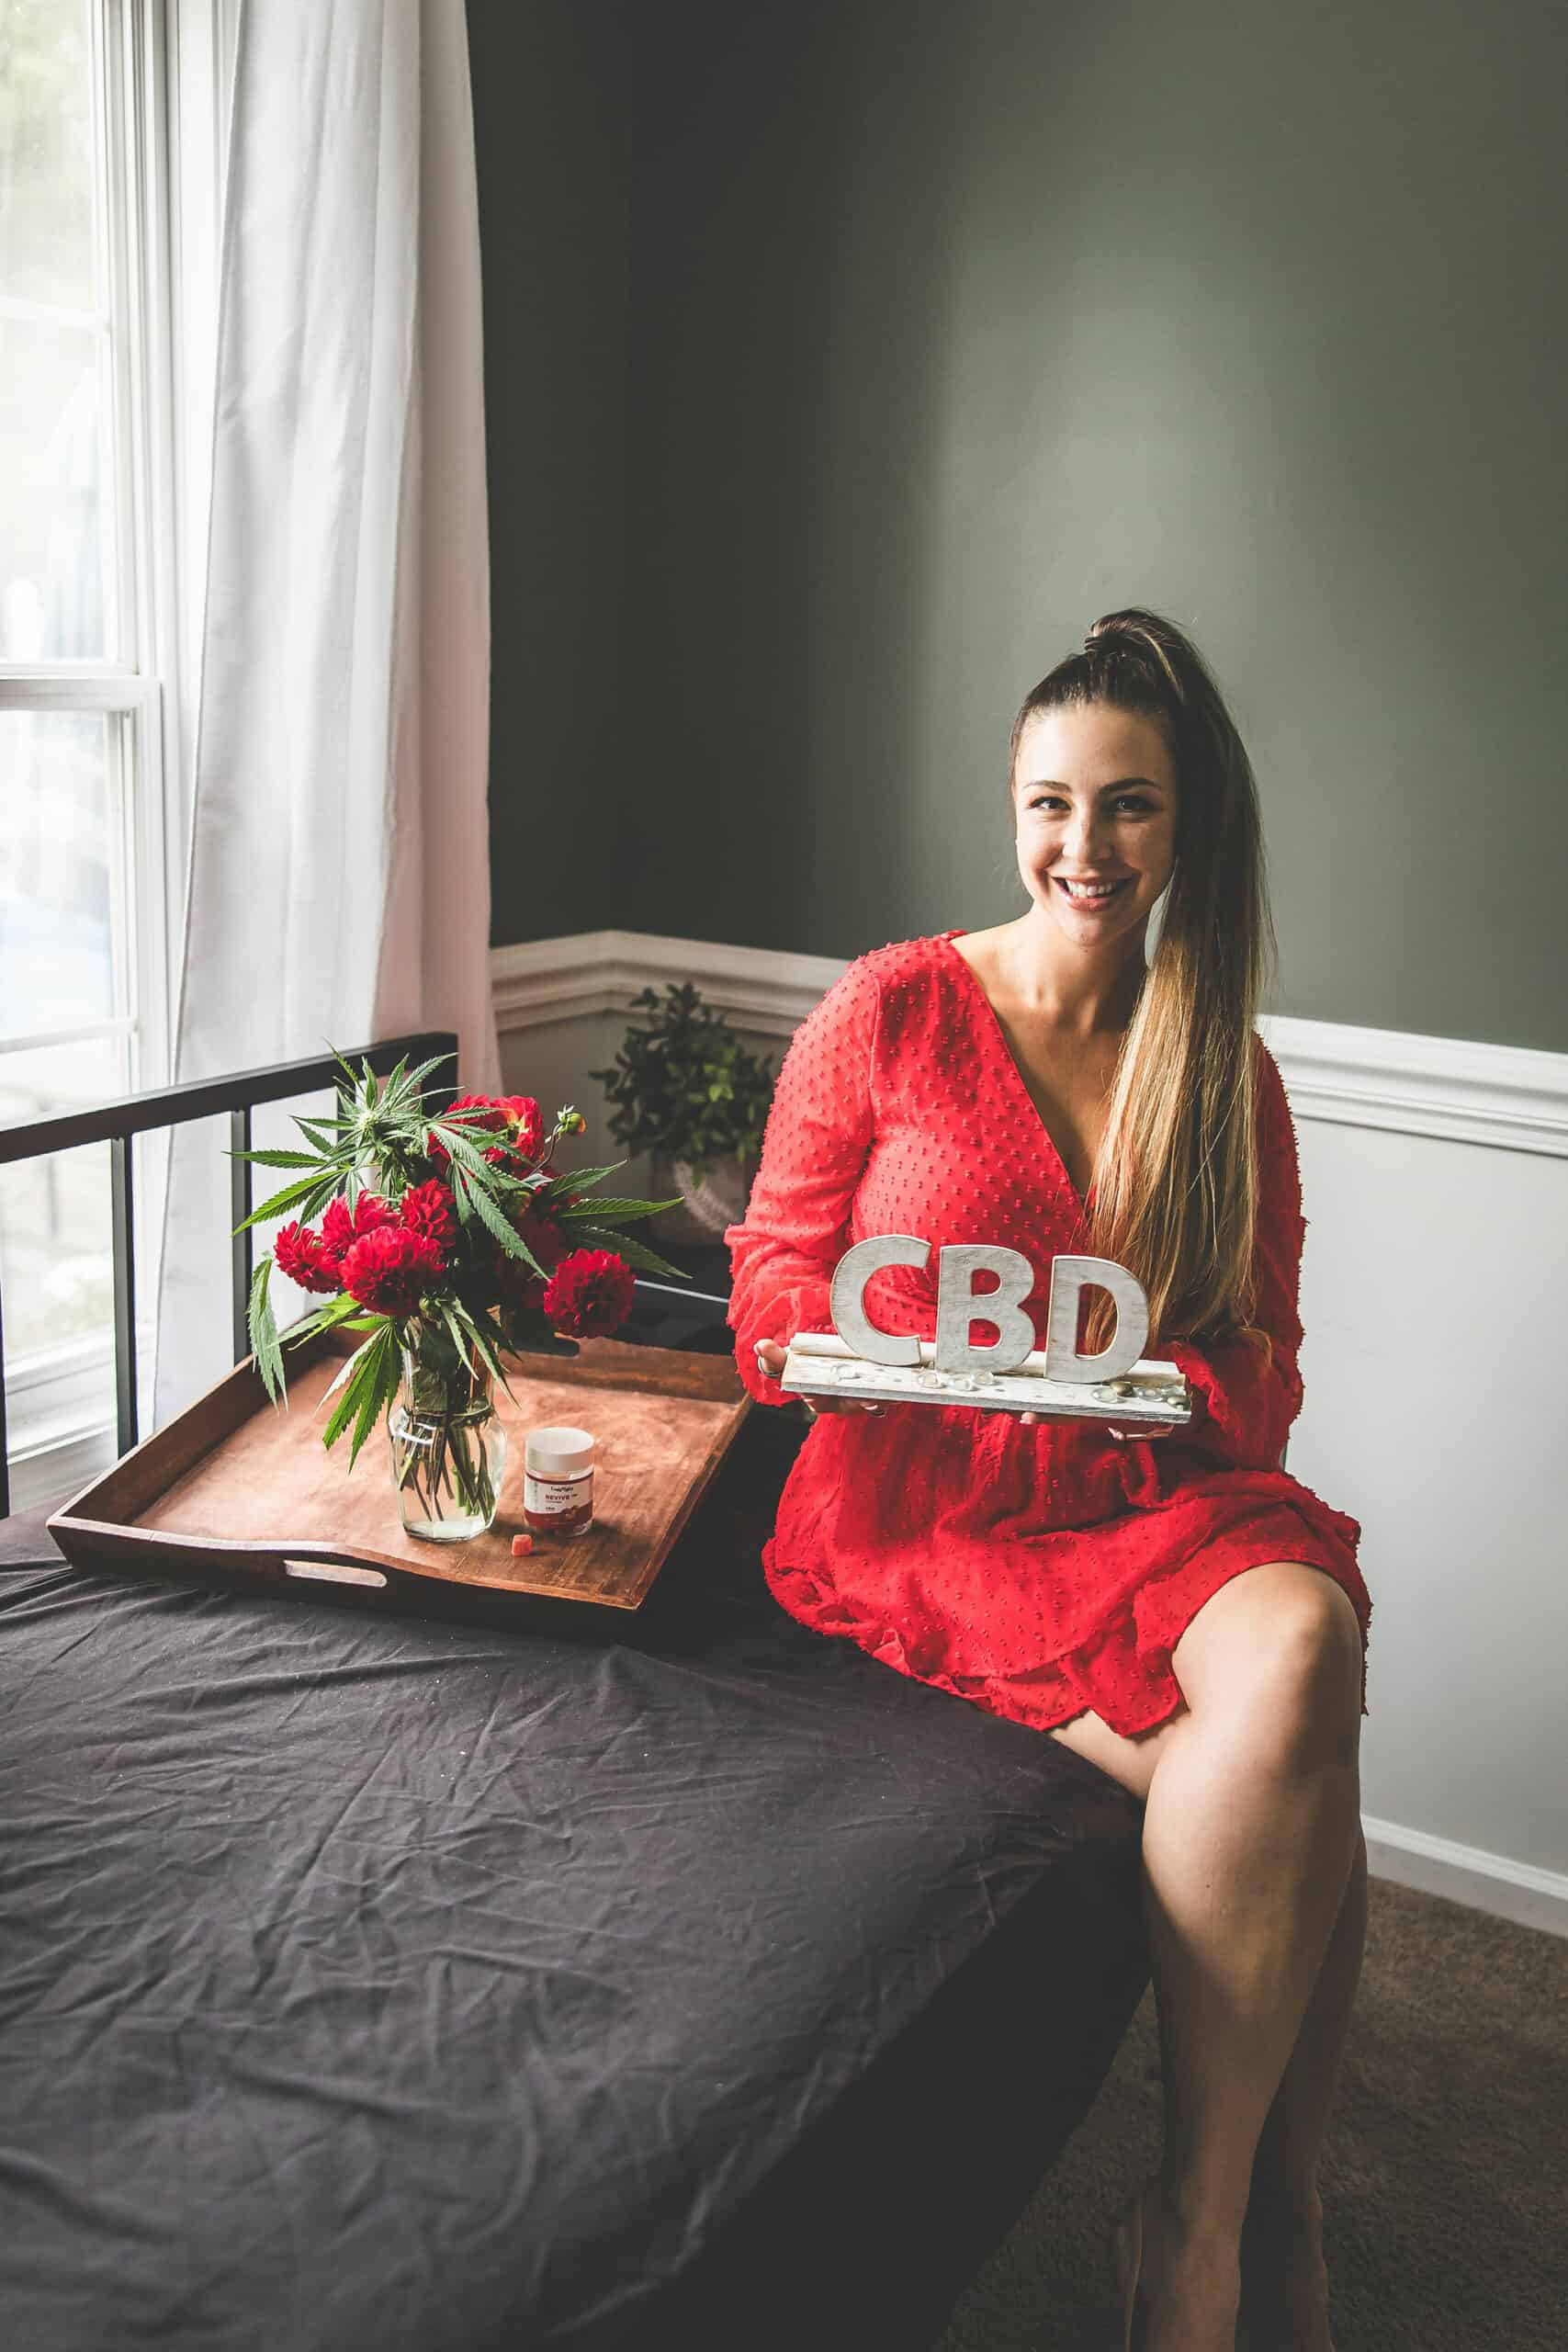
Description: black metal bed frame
0,1033,460,1521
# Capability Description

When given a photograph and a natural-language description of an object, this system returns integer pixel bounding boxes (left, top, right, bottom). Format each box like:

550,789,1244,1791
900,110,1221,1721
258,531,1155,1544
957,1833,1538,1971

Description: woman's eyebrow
1022,775,1167,792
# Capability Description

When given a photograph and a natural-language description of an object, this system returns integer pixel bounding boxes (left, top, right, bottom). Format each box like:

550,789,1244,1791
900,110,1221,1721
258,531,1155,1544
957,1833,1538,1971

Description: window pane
0,708,121,1040
0,1031,130,1361
0,0,99,311
0,0,118,659
0,316,116,659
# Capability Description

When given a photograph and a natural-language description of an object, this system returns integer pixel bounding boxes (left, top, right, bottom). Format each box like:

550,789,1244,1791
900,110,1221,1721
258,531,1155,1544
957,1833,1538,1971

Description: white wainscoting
492,930,1568,1938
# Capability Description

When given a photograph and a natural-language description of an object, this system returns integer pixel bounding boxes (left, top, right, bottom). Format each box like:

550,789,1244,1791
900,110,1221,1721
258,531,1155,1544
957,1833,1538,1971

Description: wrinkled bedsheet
0,1412,1147,2351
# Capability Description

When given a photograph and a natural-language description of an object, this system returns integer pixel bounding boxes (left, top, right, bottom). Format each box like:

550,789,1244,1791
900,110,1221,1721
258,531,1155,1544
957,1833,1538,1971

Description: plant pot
650,1150,752,1244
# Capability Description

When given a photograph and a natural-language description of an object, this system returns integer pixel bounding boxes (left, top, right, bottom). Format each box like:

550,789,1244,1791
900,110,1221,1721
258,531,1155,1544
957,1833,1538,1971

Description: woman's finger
761,1351,850,1417
755,1340,879,1416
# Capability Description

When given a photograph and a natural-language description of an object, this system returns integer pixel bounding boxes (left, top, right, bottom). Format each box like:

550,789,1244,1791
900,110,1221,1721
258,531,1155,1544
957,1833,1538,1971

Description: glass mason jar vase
388,1338,509,1544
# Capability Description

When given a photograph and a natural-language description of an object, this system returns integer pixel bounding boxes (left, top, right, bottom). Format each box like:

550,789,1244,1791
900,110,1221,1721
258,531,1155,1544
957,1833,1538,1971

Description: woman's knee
1172,1562,1364,1759
1265,1589,1364,1769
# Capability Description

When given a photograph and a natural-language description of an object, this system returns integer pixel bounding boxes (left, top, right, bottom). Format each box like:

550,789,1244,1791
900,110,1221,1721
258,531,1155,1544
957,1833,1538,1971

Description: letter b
933,1244,1038,1374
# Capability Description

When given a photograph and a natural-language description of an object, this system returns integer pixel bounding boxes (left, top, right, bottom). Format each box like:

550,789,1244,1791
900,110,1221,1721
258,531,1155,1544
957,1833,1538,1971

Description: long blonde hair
1009,607,1280,1363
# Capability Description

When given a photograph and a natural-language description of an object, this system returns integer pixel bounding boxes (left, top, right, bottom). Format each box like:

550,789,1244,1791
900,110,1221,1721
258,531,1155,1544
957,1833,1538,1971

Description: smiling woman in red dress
725,608,1370,2351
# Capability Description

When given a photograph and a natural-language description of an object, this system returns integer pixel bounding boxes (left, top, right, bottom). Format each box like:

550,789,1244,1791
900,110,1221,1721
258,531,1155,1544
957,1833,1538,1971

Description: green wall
468,0,630,946
478,0,1567,1053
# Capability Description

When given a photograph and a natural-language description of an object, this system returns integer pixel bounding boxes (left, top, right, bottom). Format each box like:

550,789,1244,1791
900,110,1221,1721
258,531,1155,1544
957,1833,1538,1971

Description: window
0,0,229,1508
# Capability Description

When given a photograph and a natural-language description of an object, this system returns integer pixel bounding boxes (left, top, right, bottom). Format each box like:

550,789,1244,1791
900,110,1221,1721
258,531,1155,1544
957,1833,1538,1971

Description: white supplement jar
523,1425,595,1534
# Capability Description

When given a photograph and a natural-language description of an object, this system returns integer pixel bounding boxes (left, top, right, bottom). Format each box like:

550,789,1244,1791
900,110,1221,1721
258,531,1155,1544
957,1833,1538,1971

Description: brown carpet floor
935,1876,1568,2351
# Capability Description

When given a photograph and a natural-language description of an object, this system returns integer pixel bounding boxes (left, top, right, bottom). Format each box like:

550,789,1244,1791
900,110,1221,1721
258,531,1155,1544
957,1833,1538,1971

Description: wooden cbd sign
829,1237,1150,1385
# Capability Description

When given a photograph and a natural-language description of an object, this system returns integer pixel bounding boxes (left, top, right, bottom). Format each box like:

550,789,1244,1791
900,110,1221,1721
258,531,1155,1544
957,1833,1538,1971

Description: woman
726,608,1372,2352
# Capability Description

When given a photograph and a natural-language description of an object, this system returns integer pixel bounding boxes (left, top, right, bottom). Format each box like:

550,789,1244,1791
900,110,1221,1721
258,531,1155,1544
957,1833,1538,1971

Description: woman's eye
1031,795,1152,813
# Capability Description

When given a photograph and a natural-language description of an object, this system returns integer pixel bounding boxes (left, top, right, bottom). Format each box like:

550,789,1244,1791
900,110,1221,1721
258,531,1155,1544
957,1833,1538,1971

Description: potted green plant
589,980,776,1244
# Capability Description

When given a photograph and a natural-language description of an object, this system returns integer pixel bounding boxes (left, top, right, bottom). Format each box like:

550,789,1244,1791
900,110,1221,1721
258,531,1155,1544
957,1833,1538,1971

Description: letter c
829,1234,931,1366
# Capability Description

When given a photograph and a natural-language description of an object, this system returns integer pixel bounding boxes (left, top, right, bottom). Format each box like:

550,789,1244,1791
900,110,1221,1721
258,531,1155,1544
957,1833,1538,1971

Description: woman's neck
999,910,1149,1037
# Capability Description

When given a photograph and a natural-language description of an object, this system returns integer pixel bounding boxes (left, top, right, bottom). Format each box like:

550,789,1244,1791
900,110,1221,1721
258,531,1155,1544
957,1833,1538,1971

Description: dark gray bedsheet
0,1409,1147,2351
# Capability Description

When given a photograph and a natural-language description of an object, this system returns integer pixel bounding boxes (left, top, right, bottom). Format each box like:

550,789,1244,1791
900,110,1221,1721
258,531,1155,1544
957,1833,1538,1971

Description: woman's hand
752,1337,887,1415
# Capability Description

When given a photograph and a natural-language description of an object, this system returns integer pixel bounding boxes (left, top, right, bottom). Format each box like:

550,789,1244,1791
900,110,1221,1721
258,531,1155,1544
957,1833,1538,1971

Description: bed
0,1383,1149,2350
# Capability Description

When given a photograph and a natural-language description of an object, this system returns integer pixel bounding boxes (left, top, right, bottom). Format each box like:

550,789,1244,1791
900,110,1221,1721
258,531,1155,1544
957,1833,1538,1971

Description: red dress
723,929,1371,1739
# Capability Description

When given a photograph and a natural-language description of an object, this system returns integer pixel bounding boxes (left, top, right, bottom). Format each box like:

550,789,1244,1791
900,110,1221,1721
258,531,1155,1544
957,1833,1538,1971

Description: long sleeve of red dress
1157,1040,1307,1476
726,956,880,1409
723,932,1371,1738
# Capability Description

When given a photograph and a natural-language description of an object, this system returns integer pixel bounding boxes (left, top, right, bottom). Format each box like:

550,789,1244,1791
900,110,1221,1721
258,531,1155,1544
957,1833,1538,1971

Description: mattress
0,1408,1148,2350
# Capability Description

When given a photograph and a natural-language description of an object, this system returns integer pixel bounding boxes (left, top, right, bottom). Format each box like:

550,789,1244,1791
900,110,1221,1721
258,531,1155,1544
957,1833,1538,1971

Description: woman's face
1012,701,1179,944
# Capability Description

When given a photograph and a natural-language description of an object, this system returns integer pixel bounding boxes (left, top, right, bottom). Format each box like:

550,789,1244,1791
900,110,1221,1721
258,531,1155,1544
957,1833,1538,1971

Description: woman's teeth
1055,877,1128,901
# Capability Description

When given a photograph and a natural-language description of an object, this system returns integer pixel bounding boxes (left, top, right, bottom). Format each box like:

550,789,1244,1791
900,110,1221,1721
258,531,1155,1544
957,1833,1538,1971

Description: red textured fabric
723,929,1371,1739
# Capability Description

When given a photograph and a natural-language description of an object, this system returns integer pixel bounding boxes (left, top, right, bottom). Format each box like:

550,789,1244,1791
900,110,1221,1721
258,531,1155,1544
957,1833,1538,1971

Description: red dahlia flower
320,1190,395,1275
398,1178,457,1253
542,1248,637,1339
423,1091,502,1162
340,1227,446,1318
273,1219,342,1295
493,1094,544,1163
425,1091,544,1175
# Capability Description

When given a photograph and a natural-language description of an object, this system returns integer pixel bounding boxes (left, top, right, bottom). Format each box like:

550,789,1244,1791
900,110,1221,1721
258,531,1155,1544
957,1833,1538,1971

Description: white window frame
2,0,235,1510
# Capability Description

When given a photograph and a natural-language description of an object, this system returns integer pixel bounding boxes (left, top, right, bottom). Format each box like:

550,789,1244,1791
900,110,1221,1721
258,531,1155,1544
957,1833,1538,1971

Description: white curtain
152,0,499,1427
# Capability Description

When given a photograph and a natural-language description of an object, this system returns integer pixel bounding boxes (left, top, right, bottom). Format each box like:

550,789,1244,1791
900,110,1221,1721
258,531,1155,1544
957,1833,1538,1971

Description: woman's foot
1236,2188,1335,2352
1125,2179,1243,2351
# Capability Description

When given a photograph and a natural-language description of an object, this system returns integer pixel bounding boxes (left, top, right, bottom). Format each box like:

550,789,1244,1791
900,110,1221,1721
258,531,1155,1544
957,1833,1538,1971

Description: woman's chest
987,1016,1118,1203
855,998,1103,1268
863,957,1118,1219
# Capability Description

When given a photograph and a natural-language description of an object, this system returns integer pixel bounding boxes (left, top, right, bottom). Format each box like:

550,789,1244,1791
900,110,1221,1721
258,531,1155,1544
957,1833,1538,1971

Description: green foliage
320,1323,401,1466
228,1048,690,1455
246,1257,285,1406
588,981,777,1177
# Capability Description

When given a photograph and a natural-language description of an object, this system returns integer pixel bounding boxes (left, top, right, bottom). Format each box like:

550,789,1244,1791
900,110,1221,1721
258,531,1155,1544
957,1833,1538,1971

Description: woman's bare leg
1043,1570,1368,2346
1131,1566,1365,2349
1235,1822,1368,2349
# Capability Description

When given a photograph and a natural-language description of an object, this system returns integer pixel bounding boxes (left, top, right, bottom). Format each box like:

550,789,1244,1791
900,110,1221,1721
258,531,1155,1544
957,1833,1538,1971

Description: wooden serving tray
47,1326,753,1633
